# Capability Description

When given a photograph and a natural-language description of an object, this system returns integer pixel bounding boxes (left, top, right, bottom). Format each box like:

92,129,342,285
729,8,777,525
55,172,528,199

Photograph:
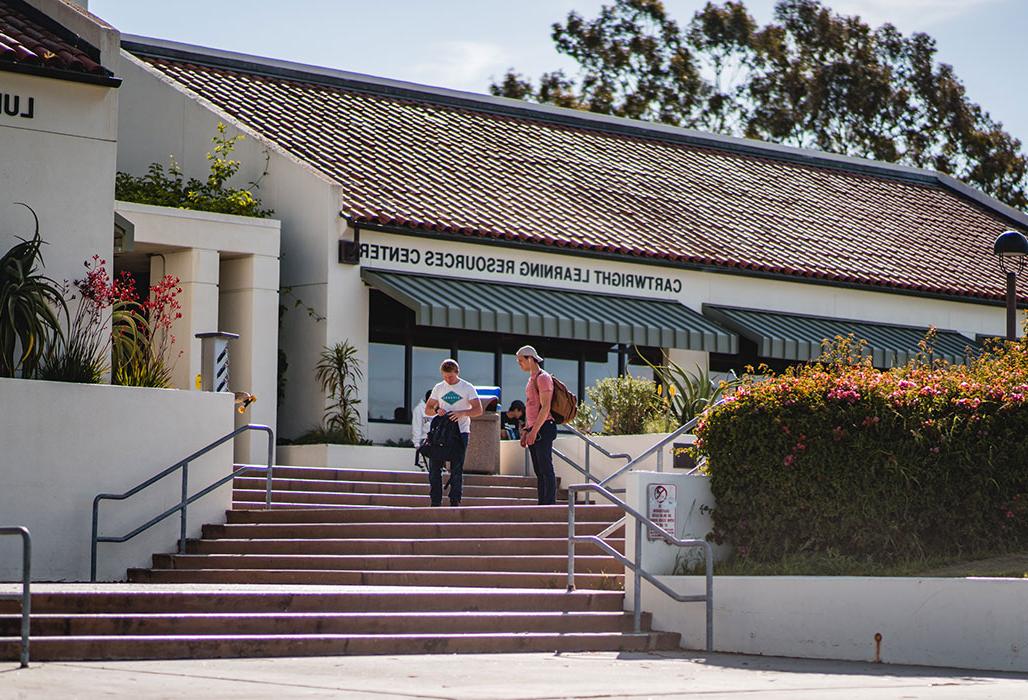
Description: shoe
450,500,461,507
430,502,441,507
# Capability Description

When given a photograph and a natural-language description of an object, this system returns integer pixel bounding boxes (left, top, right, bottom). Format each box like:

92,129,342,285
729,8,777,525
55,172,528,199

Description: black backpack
425,415,463,463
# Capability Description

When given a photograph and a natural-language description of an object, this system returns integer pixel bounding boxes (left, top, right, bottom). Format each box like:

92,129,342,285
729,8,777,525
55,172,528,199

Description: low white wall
0,378,234,581
277,444,419,471
640,575,1028,673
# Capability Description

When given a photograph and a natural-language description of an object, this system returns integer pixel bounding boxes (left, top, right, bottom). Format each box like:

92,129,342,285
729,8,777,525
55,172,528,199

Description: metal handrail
0,526,31,668
567,483,713,652
90,424,274,582
598,399,726,488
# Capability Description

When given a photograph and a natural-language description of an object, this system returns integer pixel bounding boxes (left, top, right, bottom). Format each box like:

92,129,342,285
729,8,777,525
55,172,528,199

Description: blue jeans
429,433,469,505
528,421,557,505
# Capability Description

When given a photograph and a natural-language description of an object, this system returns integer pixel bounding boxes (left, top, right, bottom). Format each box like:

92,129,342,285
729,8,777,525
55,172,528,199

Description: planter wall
0,378,233,581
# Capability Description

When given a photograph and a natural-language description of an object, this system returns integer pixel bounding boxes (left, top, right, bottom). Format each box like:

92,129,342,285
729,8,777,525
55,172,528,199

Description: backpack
537,373,578,425
426,414,463,463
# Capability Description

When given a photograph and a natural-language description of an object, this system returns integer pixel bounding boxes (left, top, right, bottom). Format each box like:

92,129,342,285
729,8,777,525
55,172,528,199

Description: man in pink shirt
517,345,557,505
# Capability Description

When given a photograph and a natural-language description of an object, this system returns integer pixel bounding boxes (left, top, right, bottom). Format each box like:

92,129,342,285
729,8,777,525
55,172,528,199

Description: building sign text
358,242,682,294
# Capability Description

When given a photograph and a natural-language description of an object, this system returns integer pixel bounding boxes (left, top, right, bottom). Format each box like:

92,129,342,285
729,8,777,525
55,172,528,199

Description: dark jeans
527,420,557,505
429,433,469,506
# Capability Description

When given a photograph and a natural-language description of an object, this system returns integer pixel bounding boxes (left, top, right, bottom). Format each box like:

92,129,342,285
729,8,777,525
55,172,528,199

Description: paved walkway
2,651,1026,699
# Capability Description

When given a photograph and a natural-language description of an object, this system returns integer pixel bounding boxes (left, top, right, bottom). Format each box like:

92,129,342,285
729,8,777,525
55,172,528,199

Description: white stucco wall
276,444,418,471
0,378,233,581
115,201,282,461
0,70,117,300
639,575,1028,673
115,51,343,442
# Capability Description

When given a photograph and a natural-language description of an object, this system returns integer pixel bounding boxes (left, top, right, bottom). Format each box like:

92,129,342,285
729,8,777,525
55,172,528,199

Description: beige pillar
666,348,709,375
219,254,280,463
153,248,220,392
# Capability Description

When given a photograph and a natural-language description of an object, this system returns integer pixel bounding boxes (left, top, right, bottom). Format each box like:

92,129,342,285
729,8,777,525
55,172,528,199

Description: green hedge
696,337,1028,563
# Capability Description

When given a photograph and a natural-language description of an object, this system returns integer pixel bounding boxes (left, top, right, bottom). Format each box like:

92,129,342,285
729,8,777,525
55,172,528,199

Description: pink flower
783,454,795,467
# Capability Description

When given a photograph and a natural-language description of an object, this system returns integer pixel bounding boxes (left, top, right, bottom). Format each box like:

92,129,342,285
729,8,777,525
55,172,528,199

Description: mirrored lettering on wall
357,242,682,294
0,91,34,119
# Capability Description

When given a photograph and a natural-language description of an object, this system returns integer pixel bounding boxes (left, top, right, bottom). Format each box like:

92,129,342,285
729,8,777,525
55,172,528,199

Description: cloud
829,0,1004,29
410,41,510,93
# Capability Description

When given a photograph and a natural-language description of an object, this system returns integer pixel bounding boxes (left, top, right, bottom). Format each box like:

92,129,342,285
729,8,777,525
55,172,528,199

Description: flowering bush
41,256,136,383
112,273,183,388
696,334,1028,563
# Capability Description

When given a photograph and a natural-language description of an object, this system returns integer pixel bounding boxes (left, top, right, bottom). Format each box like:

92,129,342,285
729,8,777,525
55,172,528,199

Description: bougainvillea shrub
695,336,1028,563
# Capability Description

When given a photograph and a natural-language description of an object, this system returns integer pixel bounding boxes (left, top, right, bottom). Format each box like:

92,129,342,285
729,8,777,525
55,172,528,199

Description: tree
491,0,1028,210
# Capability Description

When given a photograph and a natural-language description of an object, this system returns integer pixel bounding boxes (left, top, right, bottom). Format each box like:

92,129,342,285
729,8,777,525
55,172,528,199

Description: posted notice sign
647,483,677,541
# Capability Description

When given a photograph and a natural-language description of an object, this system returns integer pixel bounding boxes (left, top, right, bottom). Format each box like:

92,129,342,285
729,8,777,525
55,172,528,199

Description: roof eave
0,60,121,87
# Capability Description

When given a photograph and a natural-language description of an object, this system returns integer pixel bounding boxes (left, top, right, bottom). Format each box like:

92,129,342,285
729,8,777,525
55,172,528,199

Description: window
368,342,405,421
410,345,449,413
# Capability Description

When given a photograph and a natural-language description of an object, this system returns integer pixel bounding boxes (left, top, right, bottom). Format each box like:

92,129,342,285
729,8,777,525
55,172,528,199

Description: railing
90,424,274,582
567,483,713,652
0,526,31,668
557,425,632,499
596,400,726,490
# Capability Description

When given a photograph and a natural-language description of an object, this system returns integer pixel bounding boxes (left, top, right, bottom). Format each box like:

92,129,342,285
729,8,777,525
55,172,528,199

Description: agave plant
0,205,67,378
639,349,741,428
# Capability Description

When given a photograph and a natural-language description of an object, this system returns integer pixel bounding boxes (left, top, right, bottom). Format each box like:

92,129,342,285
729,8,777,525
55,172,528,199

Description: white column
219,254,280,463
153,248,220,392
666,348,709,375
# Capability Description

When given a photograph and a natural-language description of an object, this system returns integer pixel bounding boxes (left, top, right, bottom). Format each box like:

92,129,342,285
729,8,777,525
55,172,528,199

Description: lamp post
993,230,1028,340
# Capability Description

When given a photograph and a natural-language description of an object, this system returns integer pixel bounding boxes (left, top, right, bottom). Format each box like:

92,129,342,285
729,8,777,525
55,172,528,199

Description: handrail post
566,497,576,592
179,462,189,554
634,518,642,633
656,444,664,472
583,445,591,504
265,427,275,508
21,528,30,668
0,527,31,668
705,541,714,653
90,497,100,583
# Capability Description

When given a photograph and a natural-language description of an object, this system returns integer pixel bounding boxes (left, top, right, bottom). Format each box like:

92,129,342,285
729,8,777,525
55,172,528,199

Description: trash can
464,412,500,474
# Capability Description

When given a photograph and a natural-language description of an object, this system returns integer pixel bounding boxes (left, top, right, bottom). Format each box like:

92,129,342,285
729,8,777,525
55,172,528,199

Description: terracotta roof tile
134,50,1025,302
0,0,110,78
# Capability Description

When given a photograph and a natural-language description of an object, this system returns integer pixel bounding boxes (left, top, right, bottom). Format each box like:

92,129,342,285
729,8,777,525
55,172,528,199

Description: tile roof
128,41,1027,302
0,0,111,79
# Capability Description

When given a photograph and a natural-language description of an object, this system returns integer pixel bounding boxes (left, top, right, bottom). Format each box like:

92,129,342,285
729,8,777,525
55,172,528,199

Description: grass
695,550,1028,578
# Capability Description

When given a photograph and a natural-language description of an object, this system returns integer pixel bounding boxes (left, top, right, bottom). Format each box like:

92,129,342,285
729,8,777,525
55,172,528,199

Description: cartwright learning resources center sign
358,240,683,294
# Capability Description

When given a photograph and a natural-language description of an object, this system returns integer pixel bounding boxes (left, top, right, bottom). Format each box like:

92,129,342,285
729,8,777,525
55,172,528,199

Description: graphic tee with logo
430,378,480,434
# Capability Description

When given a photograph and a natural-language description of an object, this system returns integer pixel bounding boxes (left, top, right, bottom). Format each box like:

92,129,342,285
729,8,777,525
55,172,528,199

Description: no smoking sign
646,483,677,541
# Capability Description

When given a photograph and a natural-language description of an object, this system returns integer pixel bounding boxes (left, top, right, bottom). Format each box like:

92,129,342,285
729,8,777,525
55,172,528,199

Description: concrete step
0,630,679,661
152,553,624,575
254,466,550,488
2,611,649,637
234,476,559,500
232,489,540,508
225,504,620,524
186,537,626,556
126,568,625,590
6,590,625,615
203,521,622,540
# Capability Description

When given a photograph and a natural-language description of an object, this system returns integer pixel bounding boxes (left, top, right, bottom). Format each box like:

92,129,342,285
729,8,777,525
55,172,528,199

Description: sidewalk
2,650,1026,699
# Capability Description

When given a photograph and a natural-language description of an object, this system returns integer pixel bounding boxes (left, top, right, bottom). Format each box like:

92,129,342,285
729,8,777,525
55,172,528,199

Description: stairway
0,466,680,660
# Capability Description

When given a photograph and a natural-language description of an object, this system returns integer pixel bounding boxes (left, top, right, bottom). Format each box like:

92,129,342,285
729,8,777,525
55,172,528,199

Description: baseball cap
516,345,543,362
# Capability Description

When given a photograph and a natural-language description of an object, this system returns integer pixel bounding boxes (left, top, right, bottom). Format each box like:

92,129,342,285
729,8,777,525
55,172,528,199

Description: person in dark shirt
500,400,525,440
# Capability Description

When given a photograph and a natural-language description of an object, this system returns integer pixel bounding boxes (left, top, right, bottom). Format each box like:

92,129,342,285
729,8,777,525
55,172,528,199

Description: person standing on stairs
517,345,557,505
425,359,483,506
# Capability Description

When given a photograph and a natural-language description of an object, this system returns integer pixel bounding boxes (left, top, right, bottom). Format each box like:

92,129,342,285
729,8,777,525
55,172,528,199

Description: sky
89,0,1028,146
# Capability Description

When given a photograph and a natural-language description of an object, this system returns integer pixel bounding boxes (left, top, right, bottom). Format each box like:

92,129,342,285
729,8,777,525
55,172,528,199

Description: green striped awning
703,304,977,367
362,269,737,352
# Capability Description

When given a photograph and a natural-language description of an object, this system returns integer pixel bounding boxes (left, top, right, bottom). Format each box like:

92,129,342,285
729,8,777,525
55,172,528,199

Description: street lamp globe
993,230,1028,340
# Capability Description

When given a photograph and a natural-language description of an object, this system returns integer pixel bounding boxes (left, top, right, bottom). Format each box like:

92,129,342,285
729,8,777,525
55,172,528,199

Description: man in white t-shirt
424,359,483,506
